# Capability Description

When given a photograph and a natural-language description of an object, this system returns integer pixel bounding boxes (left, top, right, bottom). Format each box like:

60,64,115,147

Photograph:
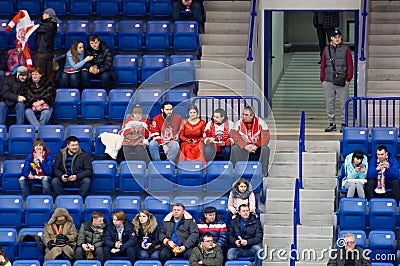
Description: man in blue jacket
366,145,400,201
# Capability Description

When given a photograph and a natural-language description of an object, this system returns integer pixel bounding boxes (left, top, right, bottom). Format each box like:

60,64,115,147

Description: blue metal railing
360,0,368,61
298,111,306,188
345,97,400,128
290,178,302,266
247,0,257,61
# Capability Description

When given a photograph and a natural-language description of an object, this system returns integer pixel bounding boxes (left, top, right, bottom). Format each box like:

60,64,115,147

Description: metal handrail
360,0,368,61
298,111,306,188
247,0,257,61
290,178,302,266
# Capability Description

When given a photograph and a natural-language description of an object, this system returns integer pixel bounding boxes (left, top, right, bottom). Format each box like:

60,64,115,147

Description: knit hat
330,29,342,38
203,206,217,214
44,8,59,23
16,66,28,78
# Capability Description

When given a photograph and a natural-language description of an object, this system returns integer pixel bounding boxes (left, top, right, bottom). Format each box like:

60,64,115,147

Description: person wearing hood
342,150,368,198
228,178,256,218
76,211,106,262
132,210,161,260
19,138,53,197
43,207,78,261
35,8,58,80
190,233,223,266
103,210,138,264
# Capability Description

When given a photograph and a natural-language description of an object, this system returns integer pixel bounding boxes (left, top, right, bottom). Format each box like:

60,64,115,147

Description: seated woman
179,104,206,164
19,138,52,198
132,210,161,260
343,149,368,198
228,178,257,217
6,40,27,76
60,40,93,89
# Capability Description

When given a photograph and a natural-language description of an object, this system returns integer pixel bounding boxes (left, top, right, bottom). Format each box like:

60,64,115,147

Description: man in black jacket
52,136,93,198
81,35,114,90
327,233,371,266
227,204,263,266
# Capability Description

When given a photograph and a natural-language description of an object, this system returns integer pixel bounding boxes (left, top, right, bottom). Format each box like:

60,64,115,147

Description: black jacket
327,246,371,266
228,214,263,248
53,147,93,181
35,18,57,53
0,74,26,107
83,40,113,74
104,220,138,253
24,76,56,108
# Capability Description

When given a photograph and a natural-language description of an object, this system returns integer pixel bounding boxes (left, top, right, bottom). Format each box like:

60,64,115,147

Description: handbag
328,47,347,87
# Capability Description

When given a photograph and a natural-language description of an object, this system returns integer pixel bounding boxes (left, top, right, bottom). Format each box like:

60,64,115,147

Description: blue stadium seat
173,21,199,51
2,160,24,193
370,263,394,266
369,198,396,230
96,0,119,17
337,230,367,249
149,0,172,17
118,20,144,51
55,195,83,228
13,260,41,266
368,230,396,263
205,161,234,194
104,261,131,266
341,127,369,157
44,0,67,16
66,124,94,154
119,160,147,193
169,55,195,86
38,125,65,157
165,88,191,118
337,198,367,230
147,161,175,193
44,260,72,266
81,89,107,120
114,196,142,222
84,195,113,223
0,19,10,50
135,88,163,119
0,124,6,156
371,127,398,157
54,20,64,50
176,161,204,193
91,160,117,193
234,161,263,193
0,195,24,228
164,260,189,266
108,89,134,120
64,20,90,49
8,125,36,157
0,228,17,261
144,196,171,225
74,261,102,266
69,0,93,17
141,54,167,85
114,54,139,86
224,261,252,266
18,0,41,17
122,0,147,17
134,261,161,266
54,88,81,120
0,1,15,18
17,228,44,261
25,195,53,227
145,20,171,51
173,196,200,220
95,125,121,157
92,20,116,49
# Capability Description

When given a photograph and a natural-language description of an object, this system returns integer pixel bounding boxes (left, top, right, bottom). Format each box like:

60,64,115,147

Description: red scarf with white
238,116,261,144
204,120,231,151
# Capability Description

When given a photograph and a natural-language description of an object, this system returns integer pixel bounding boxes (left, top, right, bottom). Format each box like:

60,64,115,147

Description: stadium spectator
227,204,263,266
52,136,93,198
0,244,11,266
366,145,400,201
35,8,58,80
197,206,227,250
230,106,270,177
203,108,234,162
228,178,256,218
179,104,206,164
6,40,27,76
43,207,78,261
159,203,199,263
313,12,340,63
149,101,182,163
60,40,93,89
19,138,52,198
75,211,106,262
342,149,368,198
81,34,114,90
132,210,161,260
103,210,138,264
0,47,7,86
189,233,223,266
0,66,28,125
327,232,371,266
172,0,203,31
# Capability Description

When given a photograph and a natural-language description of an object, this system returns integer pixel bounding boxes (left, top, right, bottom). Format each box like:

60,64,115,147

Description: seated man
230,106,270,176
366,145,400,201
159,203,199,263
197,206,228,250
149,101,182,163
172,0,203,31
52,136,93,198
81,34,113,90
190,233,223,266
227,204,263,266
327,232,371,265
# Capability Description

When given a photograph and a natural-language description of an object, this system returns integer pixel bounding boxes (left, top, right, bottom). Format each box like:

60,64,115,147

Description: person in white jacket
342,150,368,198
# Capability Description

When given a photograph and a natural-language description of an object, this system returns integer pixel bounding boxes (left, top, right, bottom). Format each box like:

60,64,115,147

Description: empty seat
118,20,144,51
13,260,41,266
369,198,396,230
54,88,80,120
114,54,139,86
95,125,121,157
337,230,367,249
84,195,113,223
163,260,189,266
96,0,119,17
66,124,94,154
173,196,200,220
371,127,398,157
92,20,116,49
119,160,147,193
108,89,134,121
224,262,252,266
145,20,171,51
17,227,44,261
104,261,131,266
69,0,93,17
38,125,65,157
176,161,204,193
144,196,171,225
234,161,263,193
134,261,161,266
55,195,84,228
91,160,117,193
81,89,107,120
147,161,175,193
368,230,396,263
8,125,36,156
44,0,67,16
0,195,24,228
25,195,53,227
18,0,41,17
74,261,102,266
122,0,147,17
0,124,6,155
114,196,142,221
341,127,369,157
173,21,199,51
0,1,15,19
0,228,17,261
0,19,10,50
337,198,367,230
149,0,171,17
165,88,191,118
205,161,234,194
135,88,163,119
141,54,167,85
53,20,64,50
2,160,25,193
43,260,72,266
169,55,195,86
64,20,90,49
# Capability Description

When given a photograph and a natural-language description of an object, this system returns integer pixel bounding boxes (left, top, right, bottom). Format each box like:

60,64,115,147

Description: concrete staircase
197,0,250,96
367,0,400,96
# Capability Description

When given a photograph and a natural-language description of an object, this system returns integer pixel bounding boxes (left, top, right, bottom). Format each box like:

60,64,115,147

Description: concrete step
269,162,337,177
370,11,400,22
197,79,246,93
266,189,335,201
371,1,400,12
205,22,249,34
202,45,247,56
266,177,337,190
369,34,400,46
200,34,248,46
204,1,251,12
272,152,336,163
266,200,334,214
206,11,250,23
264,225,333,237
274,140,339,153
196,68,245,80
369,45,400,56
200,56,246,69
368,68,400,81
368,56,400,68
369,23,400,35
265,236,332,250
264,213,335,227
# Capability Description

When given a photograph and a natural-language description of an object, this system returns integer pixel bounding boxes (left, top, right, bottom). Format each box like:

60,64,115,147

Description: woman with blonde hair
132,210,161,260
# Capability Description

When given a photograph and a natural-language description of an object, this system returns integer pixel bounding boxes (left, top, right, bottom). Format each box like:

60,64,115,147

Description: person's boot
324,123,336,132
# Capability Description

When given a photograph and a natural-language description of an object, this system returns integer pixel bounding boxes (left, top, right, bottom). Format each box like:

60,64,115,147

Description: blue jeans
60,72,81,88
204,144,231,161
227,245,263,266
149,140,180,162
19,176,51,198
138,249,160,260
52,177,92,198
81,69,111,89
0,101,25,125
25,107,53,130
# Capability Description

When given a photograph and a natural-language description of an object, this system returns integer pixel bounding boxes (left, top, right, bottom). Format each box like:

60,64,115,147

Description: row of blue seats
10,260,252,266
0,20,199,51
0,0,173,18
